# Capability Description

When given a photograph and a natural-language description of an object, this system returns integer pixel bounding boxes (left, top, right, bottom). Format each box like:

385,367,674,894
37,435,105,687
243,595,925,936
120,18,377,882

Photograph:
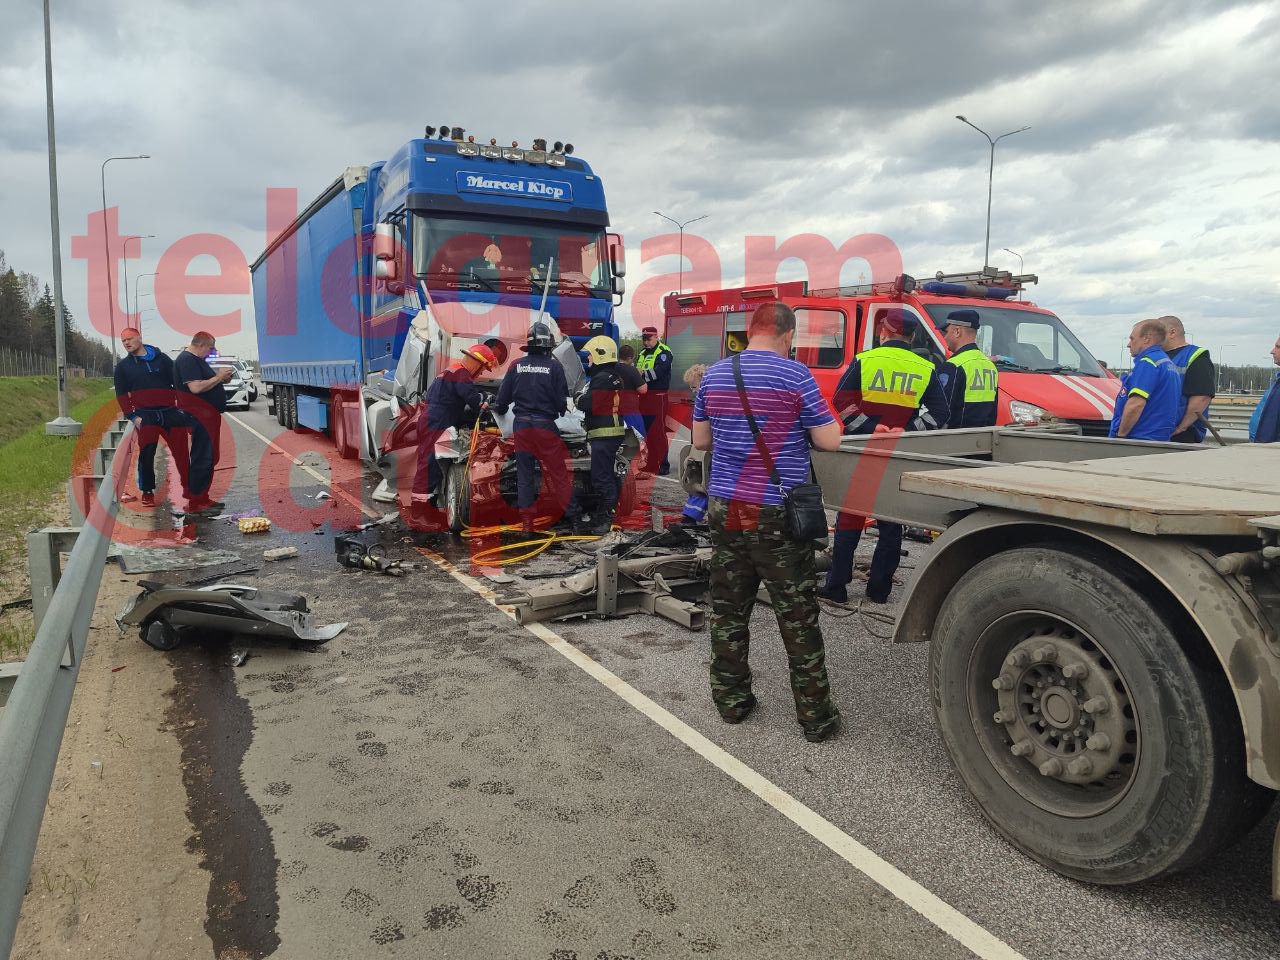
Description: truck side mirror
611,275,625,297
376,258,399,280
374,222,397,261
608,234,626,277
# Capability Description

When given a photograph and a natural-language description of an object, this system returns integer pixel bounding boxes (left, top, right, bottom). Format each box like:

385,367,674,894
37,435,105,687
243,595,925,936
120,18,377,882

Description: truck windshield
924,304,1105,377
412,216,610,298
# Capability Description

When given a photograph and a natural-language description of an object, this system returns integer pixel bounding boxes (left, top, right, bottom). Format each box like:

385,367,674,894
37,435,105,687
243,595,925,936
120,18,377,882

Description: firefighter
409,343,498,523
937,309,999,428
637,325,674,474
818,308,950,605
574,336,640,534
494,322,576,533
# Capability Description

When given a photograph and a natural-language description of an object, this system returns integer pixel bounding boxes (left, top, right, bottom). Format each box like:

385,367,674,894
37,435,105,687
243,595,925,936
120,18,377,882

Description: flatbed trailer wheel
283,387,297,430
444,461,471,533
931,543,1275,885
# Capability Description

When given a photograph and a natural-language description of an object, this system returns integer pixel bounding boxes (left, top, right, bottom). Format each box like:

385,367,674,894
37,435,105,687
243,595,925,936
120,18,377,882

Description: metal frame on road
0,420,128,957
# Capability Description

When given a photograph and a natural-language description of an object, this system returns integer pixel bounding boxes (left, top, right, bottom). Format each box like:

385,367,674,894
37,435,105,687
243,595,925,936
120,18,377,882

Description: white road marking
226,413,382,520
235,412,1023,958
415,546,1029,960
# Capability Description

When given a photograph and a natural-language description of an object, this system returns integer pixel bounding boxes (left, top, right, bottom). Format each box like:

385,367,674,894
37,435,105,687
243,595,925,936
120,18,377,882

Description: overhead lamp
457,140,480,157
439,123,449,138
502,143,524,161
424,125,436,138
546,152,566,167
553,141,564,153
532,138,548,151
525,147,547,164
480,138,502,159
563,143,574,155
450,126,465,141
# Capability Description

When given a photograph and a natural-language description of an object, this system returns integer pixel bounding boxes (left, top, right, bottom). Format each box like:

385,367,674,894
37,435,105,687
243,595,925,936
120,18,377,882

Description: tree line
0,248,112,375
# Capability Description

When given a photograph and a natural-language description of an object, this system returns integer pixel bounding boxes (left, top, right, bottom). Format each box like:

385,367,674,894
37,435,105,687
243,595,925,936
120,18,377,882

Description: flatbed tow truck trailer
678,428,1280,893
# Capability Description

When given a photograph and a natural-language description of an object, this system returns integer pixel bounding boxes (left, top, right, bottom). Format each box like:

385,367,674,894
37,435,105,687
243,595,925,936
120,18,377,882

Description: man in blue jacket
113,327,187,508
1110,319,1180,441
1250,335,1280,442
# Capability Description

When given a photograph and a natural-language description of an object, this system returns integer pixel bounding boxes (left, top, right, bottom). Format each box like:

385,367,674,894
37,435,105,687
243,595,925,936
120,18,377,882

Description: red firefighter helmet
462,344,499,370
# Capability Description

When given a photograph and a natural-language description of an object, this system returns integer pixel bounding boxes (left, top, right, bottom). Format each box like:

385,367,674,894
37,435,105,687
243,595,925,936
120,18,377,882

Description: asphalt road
146,404,1280,959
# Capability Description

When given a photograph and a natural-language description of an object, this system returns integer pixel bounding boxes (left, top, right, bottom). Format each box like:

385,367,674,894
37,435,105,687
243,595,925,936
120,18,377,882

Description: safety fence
0,418,128,956
0,347,107,379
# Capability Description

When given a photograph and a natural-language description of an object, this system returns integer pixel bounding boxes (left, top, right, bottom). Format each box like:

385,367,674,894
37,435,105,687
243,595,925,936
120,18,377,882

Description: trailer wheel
283,387,297,430
141,618,181,652
444,461,471,533
931,543,1274,885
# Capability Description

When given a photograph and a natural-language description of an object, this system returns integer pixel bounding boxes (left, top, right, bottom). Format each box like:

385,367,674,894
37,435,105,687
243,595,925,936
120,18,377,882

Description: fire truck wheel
141,618,182,652
930,543,1275,885
444,462,471,533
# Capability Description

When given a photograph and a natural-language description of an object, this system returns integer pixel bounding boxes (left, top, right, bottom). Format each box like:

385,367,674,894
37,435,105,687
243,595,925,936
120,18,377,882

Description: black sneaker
140,492,156,508
718,696,757,724
804,714,843,743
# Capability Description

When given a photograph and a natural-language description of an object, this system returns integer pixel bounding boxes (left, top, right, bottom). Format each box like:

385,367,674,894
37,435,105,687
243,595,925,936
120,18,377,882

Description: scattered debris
335,535,405,577
118,581,348,651
314,491,332,501
110,545,243,574
264,546,299,562
230,648,252,667
110,665,127,673
1,597,33,611
357,513,399,531
238,516,272,534
185,566,259,587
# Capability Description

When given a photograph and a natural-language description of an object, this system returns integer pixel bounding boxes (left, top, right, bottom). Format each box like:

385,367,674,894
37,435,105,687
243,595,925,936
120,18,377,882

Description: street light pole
653,211,709,294
956,116,1030,270
134,272,157,327
42,0,79,436
121,234,153,319
100,154,149,356
1001,247,1024,300
1218,344,1237,392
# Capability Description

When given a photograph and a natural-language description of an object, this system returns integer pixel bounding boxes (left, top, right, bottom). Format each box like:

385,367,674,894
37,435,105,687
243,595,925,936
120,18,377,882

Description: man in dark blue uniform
174,332,233,514
113,327,188,508
409,343,498,525
818,308,950,605
494,322,575,533
637,325,674,473
937,309,999,428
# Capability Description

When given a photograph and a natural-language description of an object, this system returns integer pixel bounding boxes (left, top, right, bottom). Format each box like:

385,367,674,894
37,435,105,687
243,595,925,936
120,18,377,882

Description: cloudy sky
3,0,1278,370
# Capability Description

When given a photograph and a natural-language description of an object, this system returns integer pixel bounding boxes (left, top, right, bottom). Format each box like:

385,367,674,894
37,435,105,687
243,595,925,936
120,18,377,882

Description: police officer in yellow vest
819,307,950,604
637,325,674,474
938,309,999,428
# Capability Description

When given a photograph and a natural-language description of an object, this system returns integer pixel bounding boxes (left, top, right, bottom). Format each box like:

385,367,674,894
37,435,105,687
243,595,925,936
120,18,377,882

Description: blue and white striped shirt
693,350,835,506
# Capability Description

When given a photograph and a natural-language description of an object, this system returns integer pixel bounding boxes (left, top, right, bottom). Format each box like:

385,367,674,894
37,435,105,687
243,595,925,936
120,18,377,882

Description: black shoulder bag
732,354,828,543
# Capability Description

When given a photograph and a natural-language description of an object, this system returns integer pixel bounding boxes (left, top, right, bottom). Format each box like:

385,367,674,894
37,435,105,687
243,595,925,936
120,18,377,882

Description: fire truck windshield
924,304,1105,377
412,216,610,298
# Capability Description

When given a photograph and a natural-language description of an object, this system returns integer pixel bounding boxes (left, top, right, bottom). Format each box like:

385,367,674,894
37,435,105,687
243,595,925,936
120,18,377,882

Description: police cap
941,309,981,330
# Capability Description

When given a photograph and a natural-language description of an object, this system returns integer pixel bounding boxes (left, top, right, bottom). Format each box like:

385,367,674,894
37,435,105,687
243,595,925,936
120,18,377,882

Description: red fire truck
660,270,1119,437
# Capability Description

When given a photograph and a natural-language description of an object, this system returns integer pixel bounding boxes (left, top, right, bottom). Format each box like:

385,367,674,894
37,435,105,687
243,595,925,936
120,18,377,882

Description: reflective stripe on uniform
636,341,671,371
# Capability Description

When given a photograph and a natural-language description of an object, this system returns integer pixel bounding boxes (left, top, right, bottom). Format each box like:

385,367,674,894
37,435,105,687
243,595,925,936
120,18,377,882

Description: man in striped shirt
692,302,844,743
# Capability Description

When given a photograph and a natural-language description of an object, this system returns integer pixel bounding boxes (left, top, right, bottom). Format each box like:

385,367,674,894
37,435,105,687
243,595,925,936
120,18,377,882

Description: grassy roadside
1,377,116,660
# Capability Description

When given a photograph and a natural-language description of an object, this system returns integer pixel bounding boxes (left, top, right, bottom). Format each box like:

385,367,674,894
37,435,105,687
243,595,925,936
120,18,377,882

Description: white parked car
210,357,254,410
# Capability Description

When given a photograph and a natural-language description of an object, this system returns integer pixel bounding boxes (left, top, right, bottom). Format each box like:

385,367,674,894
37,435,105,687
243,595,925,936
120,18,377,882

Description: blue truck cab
251,127,624,465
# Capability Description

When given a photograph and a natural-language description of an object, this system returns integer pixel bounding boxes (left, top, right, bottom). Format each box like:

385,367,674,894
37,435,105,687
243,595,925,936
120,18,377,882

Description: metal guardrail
0,419,129,958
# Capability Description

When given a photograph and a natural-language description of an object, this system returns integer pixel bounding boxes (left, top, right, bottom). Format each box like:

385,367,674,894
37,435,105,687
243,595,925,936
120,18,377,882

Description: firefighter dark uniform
821,318,950,604
410,345,496,510
494,323,575,530
637,326,674,473
576,336,635,534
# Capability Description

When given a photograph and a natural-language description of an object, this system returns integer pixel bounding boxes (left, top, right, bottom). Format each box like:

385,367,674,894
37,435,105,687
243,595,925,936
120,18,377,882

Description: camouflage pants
707,497,839,733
